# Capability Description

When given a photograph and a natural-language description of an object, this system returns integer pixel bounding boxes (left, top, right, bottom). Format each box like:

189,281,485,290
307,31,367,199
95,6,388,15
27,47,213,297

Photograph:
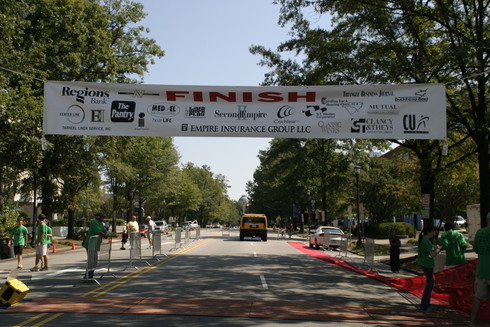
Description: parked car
309,226,345,249
181,220,199,230
154,220,169,234
454,216,467,228
139,225,147,238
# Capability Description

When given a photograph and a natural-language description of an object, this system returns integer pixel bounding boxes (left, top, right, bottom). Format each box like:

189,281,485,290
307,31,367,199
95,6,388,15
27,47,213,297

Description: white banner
43,81,446,139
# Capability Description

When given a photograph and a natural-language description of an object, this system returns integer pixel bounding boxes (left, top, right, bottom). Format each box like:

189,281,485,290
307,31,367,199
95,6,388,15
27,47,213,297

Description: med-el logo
147,103,180,117
277,105,295,118
61,86,109,104
111,101,135,122
403,115,429,134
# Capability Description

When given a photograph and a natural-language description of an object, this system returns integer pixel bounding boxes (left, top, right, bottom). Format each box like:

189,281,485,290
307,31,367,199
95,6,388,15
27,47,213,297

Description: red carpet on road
288,242,490,322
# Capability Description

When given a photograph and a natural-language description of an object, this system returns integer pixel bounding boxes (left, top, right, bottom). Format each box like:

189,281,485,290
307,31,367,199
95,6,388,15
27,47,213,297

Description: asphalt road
0,229,473,326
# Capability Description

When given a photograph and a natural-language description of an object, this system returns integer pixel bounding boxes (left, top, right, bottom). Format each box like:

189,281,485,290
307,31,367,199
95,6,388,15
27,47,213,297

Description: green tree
251,0,489,225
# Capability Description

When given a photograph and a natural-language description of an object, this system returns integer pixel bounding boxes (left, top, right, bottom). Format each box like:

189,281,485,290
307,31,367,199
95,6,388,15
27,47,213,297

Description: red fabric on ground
288,242,490,321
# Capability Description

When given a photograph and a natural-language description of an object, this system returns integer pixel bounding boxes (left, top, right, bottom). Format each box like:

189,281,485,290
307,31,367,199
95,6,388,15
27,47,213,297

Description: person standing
30,214,49,272
82,214,109,279
146,216,156,248
127,215,139,233
8,217,29,269
120,225,128,250
439,222,467,269
389,230,401,273
470,212,490,327
418,227,441,312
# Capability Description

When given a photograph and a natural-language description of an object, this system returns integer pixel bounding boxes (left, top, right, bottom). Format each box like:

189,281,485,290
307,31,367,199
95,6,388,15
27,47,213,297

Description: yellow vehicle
239,214,268,241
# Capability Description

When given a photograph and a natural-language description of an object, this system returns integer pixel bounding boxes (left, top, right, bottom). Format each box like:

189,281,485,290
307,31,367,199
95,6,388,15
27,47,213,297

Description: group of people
412,213,490,326
8,214,52,271
120,215,156,250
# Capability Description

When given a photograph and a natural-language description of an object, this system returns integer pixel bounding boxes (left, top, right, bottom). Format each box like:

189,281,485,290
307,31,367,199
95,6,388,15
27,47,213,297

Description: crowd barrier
222,227,230,237
171,227,183,251
276,228,286,239
363,237,375,271
127,232,150,269
151,230,167,259
336,235,350,258
74,235,116,287
322,233,331,249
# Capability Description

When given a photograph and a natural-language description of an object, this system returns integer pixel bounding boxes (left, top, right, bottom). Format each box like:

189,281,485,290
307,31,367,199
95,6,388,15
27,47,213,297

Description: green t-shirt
418,237,435,268
10,225,28,246
82,219,106,249
36,221,49,244
474,227,490,279
440,230,467,266
46,226,53,244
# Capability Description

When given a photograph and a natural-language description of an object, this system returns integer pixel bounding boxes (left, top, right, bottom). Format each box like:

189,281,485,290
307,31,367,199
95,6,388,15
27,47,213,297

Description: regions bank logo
111,101,135,122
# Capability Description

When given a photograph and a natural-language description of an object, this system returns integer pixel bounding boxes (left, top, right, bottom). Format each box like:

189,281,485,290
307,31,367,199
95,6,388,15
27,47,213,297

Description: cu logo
403,114,429,131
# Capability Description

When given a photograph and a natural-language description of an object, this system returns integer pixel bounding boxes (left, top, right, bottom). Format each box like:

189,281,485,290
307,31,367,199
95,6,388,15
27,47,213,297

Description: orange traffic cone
52,243,57,253
71,241,76,250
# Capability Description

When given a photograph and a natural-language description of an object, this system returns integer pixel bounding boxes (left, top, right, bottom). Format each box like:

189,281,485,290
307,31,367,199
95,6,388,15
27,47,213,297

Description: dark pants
389,247,400,272
421,266,434,310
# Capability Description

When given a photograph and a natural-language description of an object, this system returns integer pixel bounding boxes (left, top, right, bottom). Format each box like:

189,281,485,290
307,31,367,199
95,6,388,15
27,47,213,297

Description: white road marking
30,267,86,280
253,252,257,257
260,275,268,289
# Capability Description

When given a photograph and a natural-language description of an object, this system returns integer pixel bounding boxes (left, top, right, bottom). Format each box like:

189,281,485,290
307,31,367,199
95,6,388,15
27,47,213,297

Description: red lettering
243,92,253,102
288,92,316,102
209,92,236,102
193,91,203,101
166,91,189,101
258,92,283,102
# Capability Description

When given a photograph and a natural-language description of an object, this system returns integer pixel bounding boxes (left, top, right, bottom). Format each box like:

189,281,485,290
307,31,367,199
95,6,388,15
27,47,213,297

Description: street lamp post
31,165,38,246
355,165,362,246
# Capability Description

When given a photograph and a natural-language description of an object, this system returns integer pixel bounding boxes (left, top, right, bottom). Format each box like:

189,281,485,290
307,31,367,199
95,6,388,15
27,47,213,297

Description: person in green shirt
82,214,109,279
470,212,490,327
30,214,50,272
8,217,29,269
418,226,441,312
440,222,467,269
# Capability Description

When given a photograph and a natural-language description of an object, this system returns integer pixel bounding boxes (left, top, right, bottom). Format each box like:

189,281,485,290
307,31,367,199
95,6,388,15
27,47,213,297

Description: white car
309,226,345,249
454,216,466,228
154,220,169,233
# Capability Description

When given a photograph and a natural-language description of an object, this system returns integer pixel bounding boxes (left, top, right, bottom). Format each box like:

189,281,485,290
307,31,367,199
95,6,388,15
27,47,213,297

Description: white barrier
126,232,150,269
323,233,332,250
75,235,116,286
336,235,350,258
276,228,286,239
364,237,375,270
222,227,230,237
171,227,182,251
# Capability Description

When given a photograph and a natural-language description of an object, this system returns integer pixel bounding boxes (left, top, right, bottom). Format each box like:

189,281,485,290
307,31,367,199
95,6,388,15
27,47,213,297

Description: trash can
1,239,12,260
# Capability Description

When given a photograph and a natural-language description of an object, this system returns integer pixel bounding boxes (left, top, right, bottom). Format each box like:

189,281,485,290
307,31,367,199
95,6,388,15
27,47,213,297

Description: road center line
253,252,257,257
260,275,268,289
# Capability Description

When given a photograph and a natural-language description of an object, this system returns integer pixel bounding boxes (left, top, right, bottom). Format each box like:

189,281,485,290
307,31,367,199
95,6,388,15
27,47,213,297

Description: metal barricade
170,227,182,251
75,235,116,287
276,228,286,240
364,237,375,270
323,233,331,250
152,230,167,259
184,227,190,244
336,235,350,258
222,227,230,237
127,231,149,270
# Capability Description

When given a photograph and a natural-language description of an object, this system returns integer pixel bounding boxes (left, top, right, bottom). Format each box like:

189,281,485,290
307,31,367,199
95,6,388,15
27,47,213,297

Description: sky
138,0,294,201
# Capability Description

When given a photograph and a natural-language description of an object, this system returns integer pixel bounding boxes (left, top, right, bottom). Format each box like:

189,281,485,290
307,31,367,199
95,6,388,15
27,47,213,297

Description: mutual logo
367,104,399,115
403,114,430,134
60,105,85,124
395,89,429,102
61,86,109,104
111,101,135,122
351,118,393,134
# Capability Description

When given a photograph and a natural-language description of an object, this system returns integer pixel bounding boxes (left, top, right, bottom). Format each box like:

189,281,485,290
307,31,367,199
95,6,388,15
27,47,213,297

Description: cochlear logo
147,103,180,117
403,115,429,134
111,101,135,122
277,105,295,118
61,86,109,104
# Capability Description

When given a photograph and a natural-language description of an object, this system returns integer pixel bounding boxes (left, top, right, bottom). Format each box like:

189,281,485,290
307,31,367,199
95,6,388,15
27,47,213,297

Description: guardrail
74,235,116,287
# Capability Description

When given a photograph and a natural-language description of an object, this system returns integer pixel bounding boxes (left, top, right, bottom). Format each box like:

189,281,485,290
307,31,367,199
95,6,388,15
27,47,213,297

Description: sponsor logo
395,89,429,102
91,110,104,123
60,105,85,124
318,121,341,134
403,114,430,134
118,90,160,98
367,104,399,115
302,105,335,119
351,118,393,134
277,105,295,118
317,98,364,116
343,90,394,97
111,101,135,122
185,106,206,118
214,105,267,121
181,123,188,131
147,103,180,117
61,87,109,104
